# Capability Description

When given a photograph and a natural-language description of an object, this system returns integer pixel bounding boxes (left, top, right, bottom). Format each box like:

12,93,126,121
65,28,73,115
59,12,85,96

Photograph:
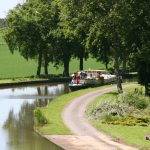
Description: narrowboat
69,70,117,91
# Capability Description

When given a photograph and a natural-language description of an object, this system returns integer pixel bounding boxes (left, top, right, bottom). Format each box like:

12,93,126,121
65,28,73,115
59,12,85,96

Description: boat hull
69,84,88,91
69,79,103,91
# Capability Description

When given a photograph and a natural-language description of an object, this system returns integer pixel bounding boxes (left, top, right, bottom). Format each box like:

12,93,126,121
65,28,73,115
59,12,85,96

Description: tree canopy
4,0,150,94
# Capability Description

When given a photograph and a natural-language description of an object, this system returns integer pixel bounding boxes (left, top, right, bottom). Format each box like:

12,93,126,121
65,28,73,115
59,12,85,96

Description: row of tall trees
5,0,85,77
5,0,150,94
58,0,150,94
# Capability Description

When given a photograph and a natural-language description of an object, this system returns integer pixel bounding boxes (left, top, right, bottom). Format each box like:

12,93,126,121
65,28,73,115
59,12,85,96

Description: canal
0,83,69,150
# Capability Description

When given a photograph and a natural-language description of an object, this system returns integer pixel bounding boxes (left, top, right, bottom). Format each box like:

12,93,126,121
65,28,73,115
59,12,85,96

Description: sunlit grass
0,44,105,79
87,86,150,149
34,84,115,135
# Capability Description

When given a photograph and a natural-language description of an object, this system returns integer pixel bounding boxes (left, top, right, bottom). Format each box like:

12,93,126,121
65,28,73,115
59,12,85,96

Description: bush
91,100,132,119
34,108,48,126
102,116,150,126
117,92,150,110
90,89,150,126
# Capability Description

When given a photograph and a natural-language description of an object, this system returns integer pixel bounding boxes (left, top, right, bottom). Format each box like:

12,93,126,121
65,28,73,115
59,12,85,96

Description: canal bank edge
34,129,64,150
34,84,116,149
34,84,120,135
0,77,71,89
34,83,138,150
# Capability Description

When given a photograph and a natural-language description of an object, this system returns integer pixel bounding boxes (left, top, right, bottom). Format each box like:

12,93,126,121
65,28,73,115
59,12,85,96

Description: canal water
0,84,69,150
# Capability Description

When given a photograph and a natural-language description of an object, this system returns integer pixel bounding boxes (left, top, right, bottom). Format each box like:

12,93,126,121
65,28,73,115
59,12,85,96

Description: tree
57,0,90,71
136,44,150,96
86,24,111,70
84,1,126,93
58,0,130,92
124,0,150,95
5,0,58,76
50,28,77,77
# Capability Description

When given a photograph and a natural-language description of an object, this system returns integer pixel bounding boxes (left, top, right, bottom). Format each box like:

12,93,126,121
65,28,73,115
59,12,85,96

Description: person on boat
80,71,86,79
96,72,101,80
90,73,93,79
71,73,76,84
76,72,80,84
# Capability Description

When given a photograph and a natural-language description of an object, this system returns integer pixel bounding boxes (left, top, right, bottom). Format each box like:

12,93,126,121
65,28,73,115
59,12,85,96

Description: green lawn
0,30,105,79
34,87,98,135
86,86,150,150
34,84,115,135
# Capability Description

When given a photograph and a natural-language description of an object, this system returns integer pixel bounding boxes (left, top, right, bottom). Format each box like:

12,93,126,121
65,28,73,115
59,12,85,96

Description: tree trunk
105,62,108,70
79,48,84,70
114,48,123,93
63,58,69,77
36,47,42,76
122,49,126,75
44,49,49,76
80,57,83,70
113,30,123,93
145,83,150,96
112,24,123,93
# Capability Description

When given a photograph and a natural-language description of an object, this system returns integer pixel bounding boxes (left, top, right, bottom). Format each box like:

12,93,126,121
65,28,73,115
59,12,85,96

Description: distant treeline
0,19,6,28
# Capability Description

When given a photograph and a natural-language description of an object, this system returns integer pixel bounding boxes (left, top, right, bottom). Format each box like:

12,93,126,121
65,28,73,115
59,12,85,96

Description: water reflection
0,84,69,150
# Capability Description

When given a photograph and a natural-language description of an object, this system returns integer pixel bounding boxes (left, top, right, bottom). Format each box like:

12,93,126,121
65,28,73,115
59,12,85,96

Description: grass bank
0,77,44,84
0,75,71,84
34,84,116,135
86,86,150,149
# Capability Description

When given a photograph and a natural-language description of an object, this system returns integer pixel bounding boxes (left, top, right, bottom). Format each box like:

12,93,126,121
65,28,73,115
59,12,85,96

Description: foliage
0,19,6,28
91,100,131,119
34,84,114,134
90,88,150,126
136,43,150,96
3,0,150,87
58,0,150,93
102,115,150,126
87,86,150,148
5,0,59,76
117,91,149,110
34,108,48,126
0,43,105,79
57,0,90,70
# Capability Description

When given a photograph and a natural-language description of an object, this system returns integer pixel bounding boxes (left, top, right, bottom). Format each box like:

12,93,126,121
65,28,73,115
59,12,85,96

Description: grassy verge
0,77,46,84
86,86,150,149
34,84,116,135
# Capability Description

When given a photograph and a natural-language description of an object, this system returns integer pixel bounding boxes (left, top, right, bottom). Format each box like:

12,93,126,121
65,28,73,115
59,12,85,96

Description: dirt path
62,84,138,150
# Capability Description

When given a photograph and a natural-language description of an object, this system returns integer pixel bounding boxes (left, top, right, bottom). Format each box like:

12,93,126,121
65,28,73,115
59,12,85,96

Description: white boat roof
83,70,106,72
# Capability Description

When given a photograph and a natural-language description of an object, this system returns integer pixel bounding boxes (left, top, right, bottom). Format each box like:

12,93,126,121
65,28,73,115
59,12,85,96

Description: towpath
60,84,138,150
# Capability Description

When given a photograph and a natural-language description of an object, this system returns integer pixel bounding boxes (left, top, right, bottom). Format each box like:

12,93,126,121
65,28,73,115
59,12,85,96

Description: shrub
90,89,150,126
101,116,150,126
34,108,48,126
117,92,150,109
91,100,131,119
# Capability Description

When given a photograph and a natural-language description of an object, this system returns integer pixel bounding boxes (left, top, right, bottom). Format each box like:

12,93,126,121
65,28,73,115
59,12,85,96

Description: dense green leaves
0,19,6,28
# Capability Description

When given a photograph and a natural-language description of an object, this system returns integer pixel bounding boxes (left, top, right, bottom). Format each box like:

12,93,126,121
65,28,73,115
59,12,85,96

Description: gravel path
62,84,138,150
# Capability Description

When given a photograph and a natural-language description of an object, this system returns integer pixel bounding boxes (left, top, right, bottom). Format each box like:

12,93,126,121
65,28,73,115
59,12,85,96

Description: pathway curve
62,84,138,150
